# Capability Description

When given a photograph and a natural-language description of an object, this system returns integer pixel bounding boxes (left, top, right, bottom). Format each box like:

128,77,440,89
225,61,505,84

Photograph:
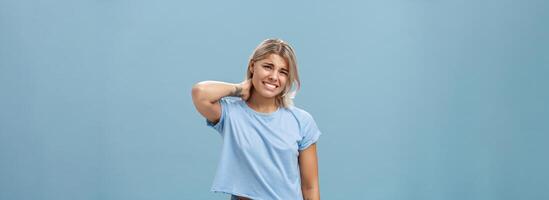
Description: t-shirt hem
211,187,261,200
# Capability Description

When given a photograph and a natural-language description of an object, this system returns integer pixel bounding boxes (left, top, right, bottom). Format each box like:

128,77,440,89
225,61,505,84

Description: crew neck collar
242,100,280,117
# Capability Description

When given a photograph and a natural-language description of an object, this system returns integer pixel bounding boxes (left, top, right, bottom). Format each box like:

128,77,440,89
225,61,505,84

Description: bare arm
191,80,250,124
299,143,320,200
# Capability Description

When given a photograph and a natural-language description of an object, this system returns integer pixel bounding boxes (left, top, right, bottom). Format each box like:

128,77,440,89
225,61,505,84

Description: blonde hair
246,38,300,108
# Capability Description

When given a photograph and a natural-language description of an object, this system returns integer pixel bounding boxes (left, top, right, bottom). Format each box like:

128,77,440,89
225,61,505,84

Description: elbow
301,179,319,192
192,82,208,105
192,82,205,99
301,186,320,200
191,83,200,94
302,183,319,191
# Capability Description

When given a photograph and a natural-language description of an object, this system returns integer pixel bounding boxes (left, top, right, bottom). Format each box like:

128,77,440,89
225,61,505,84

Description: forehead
257,54,288,69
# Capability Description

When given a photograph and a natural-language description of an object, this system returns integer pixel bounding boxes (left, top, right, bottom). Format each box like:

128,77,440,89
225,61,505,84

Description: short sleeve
206,97,229,135
298,111,322,151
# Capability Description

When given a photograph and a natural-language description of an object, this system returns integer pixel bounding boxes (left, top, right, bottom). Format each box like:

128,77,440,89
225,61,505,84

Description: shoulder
286,105,322,143
220,96,242,103
285,105,315,122
217,96,246,115
219,96,244,107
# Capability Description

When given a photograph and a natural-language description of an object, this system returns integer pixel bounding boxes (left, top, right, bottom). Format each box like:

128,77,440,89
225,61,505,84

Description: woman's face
250,54,289,99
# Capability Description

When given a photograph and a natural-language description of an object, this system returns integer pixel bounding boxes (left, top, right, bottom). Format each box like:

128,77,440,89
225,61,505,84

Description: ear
249,63,255,74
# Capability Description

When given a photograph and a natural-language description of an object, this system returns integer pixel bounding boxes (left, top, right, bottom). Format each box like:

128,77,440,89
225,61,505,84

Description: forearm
192,81,241,103
301,187,320,200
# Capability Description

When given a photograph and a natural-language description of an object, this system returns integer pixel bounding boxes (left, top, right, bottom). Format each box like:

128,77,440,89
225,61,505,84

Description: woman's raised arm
191,80,250,123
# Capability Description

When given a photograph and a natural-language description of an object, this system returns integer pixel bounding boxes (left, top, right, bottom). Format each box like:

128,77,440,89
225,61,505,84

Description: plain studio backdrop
1,0,548,199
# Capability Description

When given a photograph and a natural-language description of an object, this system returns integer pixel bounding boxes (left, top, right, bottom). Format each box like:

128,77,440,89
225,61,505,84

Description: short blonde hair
246,38,301,108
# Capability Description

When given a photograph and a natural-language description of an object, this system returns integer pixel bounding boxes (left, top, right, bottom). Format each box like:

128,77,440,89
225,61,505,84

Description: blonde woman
191,38,322,200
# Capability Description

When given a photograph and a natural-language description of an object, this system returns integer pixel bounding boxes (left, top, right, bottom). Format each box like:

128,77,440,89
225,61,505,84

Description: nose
268,71,279,81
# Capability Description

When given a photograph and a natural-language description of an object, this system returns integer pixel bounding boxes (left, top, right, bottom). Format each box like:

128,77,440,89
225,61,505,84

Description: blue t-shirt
206,97,322,200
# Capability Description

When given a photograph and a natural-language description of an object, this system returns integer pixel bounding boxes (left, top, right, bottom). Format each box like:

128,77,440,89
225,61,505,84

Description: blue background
1,0,548,199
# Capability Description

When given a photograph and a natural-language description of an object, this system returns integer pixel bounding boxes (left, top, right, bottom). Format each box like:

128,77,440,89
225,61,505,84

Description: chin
257,89,281,99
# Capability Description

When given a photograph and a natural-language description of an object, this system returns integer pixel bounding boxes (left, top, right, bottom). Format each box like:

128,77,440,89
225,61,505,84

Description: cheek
279,77,288,87
252,75,265,89
252,78,261,88
252,69,267,80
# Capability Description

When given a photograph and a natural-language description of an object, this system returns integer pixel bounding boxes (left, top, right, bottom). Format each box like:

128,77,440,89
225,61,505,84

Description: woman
191,38,321,200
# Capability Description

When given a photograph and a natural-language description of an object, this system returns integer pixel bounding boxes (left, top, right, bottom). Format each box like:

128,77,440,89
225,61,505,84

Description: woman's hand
232,79,252,101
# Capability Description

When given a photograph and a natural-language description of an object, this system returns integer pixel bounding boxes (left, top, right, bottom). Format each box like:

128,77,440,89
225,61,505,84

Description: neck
246,91,278,113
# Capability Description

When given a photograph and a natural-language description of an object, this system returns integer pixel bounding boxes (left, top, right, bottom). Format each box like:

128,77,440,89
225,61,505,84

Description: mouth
262,81,279,90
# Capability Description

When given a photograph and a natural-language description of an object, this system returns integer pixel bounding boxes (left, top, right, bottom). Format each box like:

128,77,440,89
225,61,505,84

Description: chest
226,111,302,155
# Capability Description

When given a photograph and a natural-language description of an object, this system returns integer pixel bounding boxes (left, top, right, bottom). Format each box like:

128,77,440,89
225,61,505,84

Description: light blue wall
1,0,548,199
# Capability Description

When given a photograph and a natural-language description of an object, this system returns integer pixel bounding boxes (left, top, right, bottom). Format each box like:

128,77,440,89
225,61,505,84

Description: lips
263,81,278,90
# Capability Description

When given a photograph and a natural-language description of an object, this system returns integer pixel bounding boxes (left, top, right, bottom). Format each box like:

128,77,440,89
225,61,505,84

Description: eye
280,71,288,76
262,65,273,70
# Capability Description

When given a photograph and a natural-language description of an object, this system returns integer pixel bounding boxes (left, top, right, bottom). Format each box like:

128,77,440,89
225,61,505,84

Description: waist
231,195,251,200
